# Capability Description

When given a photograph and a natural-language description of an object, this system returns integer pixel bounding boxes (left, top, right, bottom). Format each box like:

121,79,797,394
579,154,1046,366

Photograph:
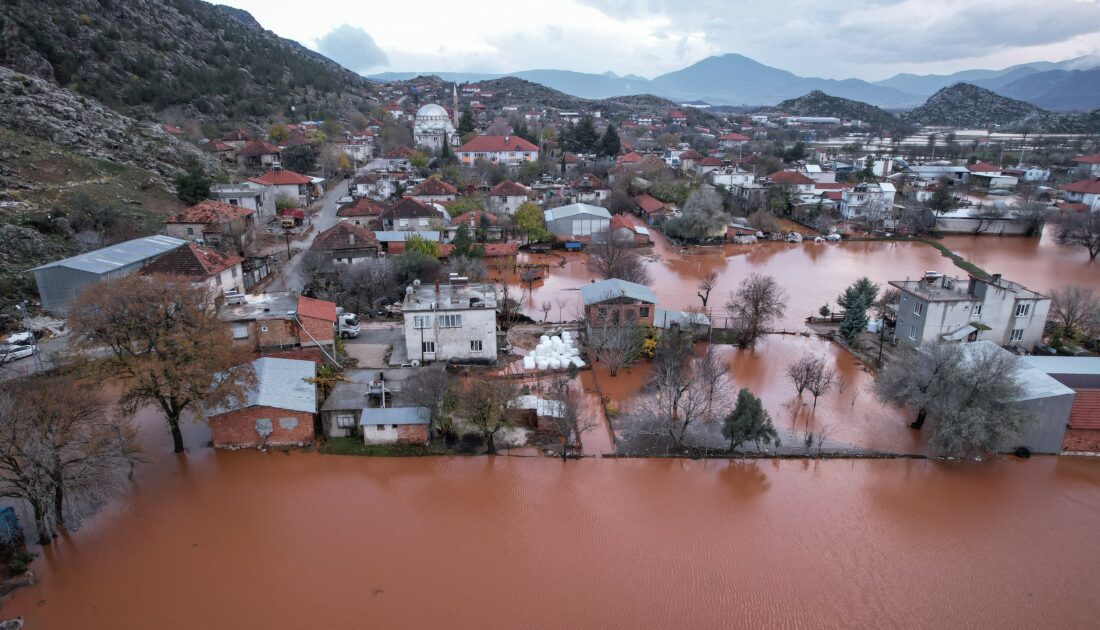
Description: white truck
336,309,361,339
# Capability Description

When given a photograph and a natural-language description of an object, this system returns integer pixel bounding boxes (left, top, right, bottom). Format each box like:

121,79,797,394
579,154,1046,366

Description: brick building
1022,356,1100,452
579,278,656,327
218,292,337,356
139,242,244,296
209,357,317,449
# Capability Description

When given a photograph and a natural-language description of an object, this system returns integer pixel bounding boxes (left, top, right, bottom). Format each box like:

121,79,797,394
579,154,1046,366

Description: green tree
458,108,476,135
321,118,341,137
267,123,290,143
783,141,806,163
450,223,483,258
514,201,549,243
597,123,621,157
837,277,879,311
573,117,599,153
927,179,955,215
281,144,318,174
839,297,869,345
174,166,211,205
404,233,441,258
391,250,441,287
722,388,780,452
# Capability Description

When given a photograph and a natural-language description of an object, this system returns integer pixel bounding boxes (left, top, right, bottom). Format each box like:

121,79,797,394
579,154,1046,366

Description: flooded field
4,407,1100,629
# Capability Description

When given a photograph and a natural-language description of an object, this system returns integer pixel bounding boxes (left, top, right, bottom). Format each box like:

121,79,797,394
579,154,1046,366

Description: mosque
412,84,460,152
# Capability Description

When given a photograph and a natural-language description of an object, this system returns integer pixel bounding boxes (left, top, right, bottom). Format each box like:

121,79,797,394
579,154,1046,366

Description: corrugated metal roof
359,406,430,425
373,230,441,242
250,358,317,413
543,203,612,222
1022,356,1100,376
28,235,187,274
579,279,656,305
654,307,711,329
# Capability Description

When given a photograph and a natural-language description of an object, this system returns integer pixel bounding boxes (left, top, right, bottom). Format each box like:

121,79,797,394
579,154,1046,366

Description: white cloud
315,24,388,73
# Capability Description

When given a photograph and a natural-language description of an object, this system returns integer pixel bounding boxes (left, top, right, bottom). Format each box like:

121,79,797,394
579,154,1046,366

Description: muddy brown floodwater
4,407,1100,629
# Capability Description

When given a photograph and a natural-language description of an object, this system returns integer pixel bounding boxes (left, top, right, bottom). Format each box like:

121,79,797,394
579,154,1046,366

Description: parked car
0,343,36,362
337,196,354,205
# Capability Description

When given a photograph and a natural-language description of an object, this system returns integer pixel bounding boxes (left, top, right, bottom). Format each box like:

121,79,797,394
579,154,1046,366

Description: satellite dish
413,279,421,287
411,359,421,367
405,286,414,295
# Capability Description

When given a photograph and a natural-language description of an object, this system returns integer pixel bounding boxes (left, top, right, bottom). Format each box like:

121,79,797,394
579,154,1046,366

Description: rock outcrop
774,90,901,127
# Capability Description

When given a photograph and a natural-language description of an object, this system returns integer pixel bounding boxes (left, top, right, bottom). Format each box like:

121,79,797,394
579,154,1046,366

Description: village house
336,197,387,228
610,214,651,246
717,132,750,151
569,174,611,204
310,222,380,267
353,171,398,200
580,278,656,328
408,177,459,203
1021,356,1100,452
708,168,754,189
221,129,253,150
767,170,816,195
903,164,971,185
668,110,688,125
676,149,705,172
380,197,448,231
1060,178,1100,211
486,179,531,214
201,139,236,163
1072,153,1100,178
890,272,1050,351
726,222,758,244
210,182,276,218
139,242,244,296
338,137,373,165
456,135,539,166
839,182,897,221
219,292,337,356
694,156,725,177
28,235,189,315
403,282,498,364
163,200,255,249
543,203,611,242
236,140,282,169
320,369,431,444
208,357,317,450
633,193,672,222
249,167,313,208
383,146,413,169
446,210,503,241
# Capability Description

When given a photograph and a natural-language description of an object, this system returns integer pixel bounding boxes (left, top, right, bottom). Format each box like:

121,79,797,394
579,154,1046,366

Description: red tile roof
385,146,413,159
1072,153,1100,165
1069,389,1100,430
166,200,253,225
678,149,705,160
824,191,843,201
140,243,241,279
1061,202,1090,213
769,171,815,186
562,153,579,163
238,140,282,157
410,178,459,196
203,140,234,153
967,161,999,172
451,210,498,226
337,198,387,217
619,151,644,163
296,295,337,322
814,182,850,190
489,180,530,197
249,169,312,186
312,221,379,252
696,157,724,167
1062,178,1100,195
610,214,637,232
457,135,539,153
668,110,687,118
634,194,666,215
570,174,609,190
381,197,437,220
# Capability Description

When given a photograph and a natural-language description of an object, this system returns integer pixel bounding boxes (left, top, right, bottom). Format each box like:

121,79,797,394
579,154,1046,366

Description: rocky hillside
901,83,1100,132
0,0,376,127
774,90,900,127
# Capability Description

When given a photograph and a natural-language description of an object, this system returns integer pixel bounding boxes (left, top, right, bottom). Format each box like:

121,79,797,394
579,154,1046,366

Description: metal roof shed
27,235,187,315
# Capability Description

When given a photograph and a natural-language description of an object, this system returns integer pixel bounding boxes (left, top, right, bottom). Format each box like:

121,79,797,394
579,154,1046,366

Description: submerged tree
633,345,732,450
1050,285,1100,337
588,231,652,285
1056,210,1100,260
544,377,595,461
697,271,718,309
459,378,515,455
0,378,139,543
403,365,454,442
70,275,257,453
722,388,780,453
588,321,644,377
726,273,787,348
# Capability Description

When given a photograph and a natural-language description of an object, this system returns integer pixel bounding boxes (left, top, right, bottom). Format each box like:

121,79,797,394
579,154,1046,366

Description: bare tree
1056,211,1100,260
874,341,963,430
0,378,139,544
588,231,652,285
697,271,717,308
445,255,487,282
544,377,595,460
968,205,1010,234
726,273,787,348
299,249,334,296
806,358,836,410
555,297,570,323
338,258,395,316
588,321,643,377
459,378,515,454
1014,201,1050,237
540,301,552,323
1050,285,1100,337
402,365,453,442
69,275,257,453
786,353,818,398
633,345,733,450
747,210,780,234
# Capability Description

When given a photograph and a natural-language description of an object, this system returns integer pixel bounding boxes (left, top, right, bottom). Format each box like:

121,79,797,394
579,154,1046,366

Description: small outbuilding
208,357,317,449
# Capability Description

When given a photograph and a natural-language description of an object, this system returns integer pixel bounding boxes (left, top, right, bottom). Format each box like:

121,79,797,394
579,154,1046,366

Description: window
376,424,385,431
909,325,917,340
626,310,637,321
596,307,608,319
1011,328,1024,342
639,306,650,318
399,219,409,228
439,314,462,328
187,227,195,235
1015,303,1031,317
335,414,356,429
228,199,239,206
215,273,222,286
499,196,508,203
260,325,269,333
413,315,430,329
972,304,982,316
471,339,483,353
232,323,249,339
231,267,238,278
913,301,924,316
418,218,429,226
422,341,436,354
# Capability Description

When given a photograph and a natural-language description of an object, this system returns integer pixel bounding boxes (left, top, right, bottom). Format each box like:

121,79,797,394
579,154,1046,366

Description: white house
708,168,755,189
839,182,897,220
486,180,531,214
209,182,276,218
139,242,245,296
890,272,1050,351
456,135,539,166
248,167,313,208
403,282,499,364
1060,178,1100,211
543,203,611,241
1072,153,1100,177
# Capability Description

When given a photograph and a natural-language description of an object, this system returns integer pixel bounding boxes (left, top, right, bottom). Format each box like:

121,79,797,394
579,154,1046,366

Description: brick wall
297,315,334,346
210,405,315,449
397,424,428,445
1063,428,1100,453
257,319,298,349
586,302,655,327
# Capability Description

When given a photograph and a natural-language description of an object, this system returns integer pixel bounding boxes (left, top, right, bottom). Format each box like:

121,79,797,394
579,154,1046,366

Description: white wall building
209,182,276,218
403,283,499,364
839,182,897,220
412,103,459,152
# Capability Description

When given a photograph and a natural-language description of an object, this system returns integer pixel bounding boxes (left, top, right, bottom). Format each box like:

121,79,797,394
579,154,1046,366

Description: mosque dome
416,103,449,120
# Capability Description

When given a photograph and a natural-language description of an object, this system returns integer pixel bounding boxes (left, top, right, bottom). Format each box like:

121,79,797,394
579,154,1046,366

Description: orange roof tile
296,295,337,322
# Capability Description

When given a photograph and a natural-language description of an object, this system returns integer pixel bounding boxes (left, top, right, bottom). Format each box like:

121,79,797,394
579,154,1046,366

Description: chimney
349,233,355,245
991,273,1002,285
434,280,440,293
504,135,510,143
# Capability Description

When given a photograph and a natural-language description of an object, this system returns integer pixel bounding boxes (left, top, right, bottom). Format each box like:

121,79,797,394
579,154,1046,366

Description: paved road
278,178,350,292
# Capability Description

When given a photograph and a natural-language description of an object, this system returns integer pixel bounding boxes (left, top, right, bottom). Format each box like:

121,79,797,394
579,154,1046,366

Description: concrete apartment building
890,272,1050,351
403,282,498,364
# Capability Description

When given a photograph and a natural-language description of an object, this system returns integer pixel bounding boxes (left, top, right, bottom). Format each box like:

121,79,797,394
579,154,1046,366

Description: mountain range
372,53,1100,111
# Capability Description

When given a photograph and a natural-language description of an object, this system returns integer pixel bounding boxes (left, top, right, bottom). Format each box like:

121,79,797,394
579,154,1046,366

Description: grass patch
319,437,429,457
917,239,989,279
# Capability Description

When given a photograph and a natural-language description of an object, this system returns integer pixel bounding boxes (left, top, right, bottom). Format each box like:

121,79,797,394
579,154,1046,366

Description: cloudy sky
218,0,1100,80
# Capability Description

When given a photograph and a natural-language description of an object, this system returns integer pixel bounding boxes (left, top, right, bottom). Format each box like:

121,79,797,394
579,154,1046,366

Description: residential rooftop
28,235,187,274
890,272,1045,303
402,282,498,312
218,292,299,321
